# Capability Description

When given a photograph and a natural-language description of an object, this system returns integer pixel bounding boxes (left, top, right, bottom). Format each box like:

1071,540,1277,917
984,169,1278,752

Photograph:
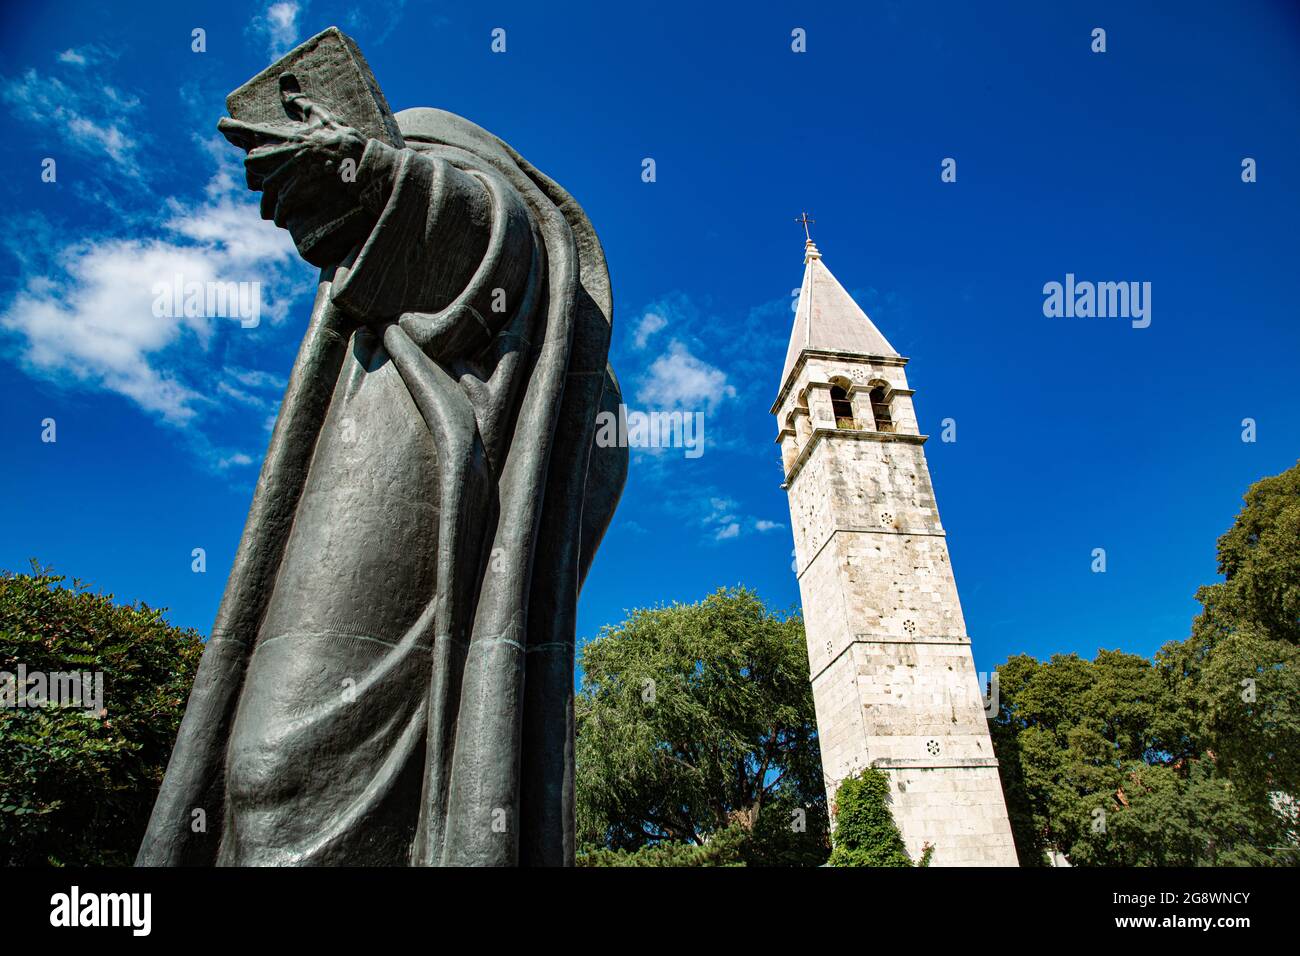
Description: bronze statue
137,27,626,866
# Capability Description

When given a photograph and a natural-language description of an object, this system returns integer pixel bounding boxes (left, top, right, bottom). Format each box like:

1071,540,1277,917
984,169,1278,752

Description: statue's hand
238,90,369,226
280,89,367,174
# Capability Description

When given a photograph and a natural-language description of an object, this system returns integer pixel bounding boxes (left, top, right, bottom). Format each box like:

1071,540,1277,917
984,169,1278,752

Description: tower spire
794,212,820,261
776,235,895,401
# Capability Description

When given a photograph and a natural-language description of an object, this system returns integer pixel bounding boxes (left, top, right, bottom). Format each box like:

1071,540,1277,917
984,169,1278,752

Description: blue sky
1,0,1297,679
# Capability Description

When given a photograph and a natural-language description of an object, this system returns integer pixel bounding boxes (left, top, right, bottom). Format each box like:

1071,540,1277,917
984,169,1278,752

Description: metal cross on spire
795,212,815,242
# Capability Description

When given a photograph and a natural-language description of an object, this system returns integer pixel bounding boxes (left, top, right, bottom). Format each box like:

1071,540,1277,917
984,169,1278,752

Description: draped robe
136,108,626,866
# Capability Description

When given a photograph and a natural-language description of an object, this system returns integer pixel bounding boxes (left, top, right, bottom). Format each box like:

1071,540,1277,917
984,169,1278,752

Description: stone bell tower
772,235,1017,866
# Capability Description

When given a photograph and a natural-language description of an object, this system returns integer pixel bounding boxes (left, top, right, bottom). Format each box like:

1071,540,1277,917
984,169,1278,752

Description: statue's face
245,137,372,268
275,184,371,268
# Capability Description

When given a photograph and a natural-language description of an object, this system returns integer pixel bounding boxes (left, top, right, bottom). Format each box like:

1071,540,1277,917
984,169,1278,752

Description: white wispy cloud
632,310,667,349
226,367,287,391
253,1,305,60
636,339,736,413
1,66,142,171
0,164,299,427
683,496,785,543
703,496,739,540
217,380,272,411
4,241,216,423
55,44,114,68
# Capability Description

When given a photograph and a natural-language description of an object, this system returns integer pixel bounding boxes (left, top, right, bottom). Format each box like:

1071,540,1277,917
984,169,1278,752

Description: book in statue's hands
218,25,404,153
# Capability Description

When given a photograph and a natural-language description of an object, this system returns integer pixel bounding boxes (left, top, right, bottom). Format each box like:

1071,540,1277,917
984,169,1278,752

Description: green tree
990,461,1300,865
0,564,203,866
827,768,921,867
1163,461,1300,806
990,649,1287,866
575,587,829,866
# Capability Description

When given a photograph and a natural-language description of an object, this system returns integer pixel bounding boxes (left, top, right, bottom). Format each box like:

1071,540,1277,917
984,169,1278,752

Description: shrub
828,768,916,867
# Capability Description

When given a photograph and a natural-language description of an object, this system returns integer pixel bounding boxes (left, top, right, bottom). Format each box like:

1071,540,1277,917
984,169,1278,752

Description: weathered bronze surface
137,27,626,867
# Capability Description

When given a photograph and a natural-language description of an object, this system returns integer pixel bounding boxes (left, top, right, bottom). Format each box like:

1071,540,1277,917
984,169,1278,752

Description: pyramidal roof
779,241,898,393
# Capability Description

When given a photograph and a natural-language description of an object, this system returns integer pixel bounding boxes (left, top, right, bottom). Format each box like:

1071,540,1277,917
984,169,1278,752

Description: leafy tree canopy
1166,461,1300,803
575,586,828,865
0,564,203,866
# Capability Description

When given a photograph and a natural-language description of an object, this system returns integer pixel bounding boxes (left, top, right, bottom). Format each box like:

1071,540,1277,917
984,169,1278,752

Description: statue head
219,81,374,268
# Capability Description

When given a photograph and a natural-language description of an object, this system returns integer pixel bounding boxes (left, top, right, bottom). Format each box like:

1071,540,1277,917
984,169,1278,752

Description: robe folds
136,108,627,866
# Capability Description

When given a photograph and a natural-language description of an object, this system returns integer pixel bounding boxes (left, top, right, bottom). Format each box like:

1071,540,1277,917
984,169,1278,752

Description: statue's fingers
247,144,306,170
307,107,344,132
280,89,313,123
282,91,343,130
246,149,305,191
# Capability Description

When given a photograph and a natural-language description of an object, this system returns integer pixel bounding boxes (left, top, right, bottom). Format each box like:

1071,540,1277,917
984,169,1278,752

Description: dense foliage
991,462,1300,866
827,769,923,866
575,587,829,866
1169,462,1300,806
0,565,203,866
577,820,749,867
